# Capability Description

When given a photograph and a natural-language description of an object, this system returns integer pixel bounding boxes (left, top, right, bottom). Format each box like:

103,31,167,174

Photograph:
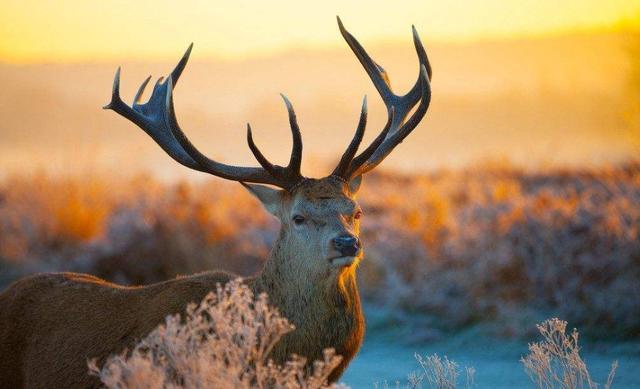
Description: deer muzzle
333,235,361,257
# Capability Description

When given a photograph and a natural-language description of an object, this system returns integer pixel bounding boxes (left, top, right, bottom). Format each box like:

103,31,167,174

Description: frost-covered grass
1,162,639,339
88,284,624,388
89,280,343,389
357,164,640,339
521,318,617,389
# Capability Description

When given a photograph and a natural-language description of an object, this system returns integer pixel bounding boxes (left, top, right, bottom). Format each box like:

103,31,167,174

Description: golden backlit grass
1,162,639,338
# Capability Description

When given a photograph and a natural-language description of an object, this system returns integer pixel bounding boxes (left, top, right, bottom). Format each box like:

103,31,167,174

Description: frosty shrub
2,163,639,339
88,279,343,389
521,318,618,389
0,175,272,286
357,164,640,338
375,353,474,389
411,353,475,389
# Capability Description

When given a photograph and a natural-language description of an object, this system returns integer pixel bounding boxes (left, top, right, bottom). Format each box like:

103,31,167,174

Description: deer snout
333,235,360,257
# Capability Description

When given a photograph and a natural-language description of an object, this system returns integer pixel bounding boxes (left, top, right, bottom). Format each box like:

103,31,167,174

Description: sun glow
0,0,638,63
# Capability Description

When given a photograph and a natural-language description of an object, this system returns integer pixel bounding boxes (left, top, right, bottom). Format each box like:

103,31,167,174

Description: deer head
103,16,431,287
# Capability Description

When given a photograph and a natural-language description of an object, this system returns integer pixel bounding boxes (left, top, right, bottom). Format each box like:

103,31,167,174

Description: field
1,163,639,386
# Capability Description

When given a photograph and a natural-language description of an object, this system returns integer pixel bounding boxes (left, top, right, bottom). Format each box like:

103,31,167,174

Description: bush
521,318,618,389
410,354,475,389
2,163,639,339
358,165,640,338
88,279,344,389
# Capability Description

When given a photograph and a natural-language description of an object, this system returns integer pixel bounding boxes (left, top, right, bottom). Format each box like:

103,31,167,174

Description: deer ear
241,183,283,216
348,175,363,195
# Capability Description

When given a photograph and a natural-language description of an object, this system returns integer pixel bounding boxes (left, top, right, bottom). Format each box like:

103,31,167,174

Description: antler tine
350,66,430,178
170,43,193,87
412,26,432,81
347,107,395,177
280,94,303,179
332,96,368,177
132,75,152,105
246,123,278,176
103,66,123,111
336,17,432,179
337,17,394,106
338,17,430,125
132,44,192,107
103,66,206,171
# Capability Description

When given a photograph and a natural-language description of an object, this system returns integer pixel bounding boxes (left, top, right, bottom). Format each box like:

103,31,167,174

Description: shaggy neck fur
251,230,364,381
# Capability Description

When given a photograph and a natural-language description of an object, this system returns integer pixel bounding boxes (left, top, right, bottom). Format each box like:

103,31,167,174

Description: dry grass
373,352,475,389
358,163,640,338
408,354,475,389
1,162,639,339
86,287,614,389
521,318,618,389
88,279,344,389
381,318,614,389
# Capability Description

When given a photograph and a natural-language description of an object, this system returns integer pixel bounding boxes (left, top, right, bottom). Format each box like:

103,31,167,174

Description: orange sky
1,0,638,63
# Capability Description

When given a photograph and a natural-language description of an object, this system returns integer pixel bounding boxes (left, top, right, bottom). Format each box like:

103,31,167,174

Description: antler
106,19,431,190
104,44,303,190
332,17,432,180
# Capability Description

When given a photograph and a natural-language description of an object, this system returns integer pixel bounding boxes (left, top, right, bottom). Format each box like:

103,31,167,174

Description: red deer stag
0,17,431,387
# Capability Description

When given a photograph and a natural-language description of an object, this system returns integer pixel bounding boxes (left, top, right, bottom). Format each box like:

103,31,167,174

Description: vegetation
89,280,343,389
522,318,617,389
2,163,638,339
87,283,615,388
408,353,475,389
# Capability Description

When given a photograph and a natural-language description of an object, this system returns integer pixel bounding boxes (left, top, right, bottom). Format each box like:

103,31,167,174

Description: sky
1,0,639,63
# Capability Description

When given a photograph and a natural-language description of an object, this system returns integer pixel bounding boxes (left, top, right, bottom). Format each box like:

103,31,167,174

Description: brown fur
0,177,365,388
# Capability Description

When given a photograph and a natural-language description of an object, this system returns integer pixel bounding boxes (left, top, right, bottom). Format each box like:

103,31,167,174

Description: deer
0,17,431,388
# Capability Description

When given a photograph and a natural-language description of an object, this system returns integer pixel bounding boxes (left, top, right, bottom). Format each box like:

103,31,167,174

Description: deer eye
292,215,306,225
354,211,363,220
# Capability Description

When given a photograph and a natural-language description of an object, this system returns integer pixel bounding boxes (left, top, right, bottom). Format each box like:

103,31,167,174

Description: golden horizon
1,0,638,64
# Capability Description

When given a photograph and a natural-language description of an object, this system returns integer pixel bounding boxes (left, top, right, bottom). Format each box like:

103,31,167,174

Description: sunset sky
1,0,638,63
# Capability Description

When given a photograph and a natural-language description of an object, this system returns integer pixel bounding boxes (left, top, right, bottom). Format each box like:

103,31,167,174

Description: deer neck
251,237,362,329
249,235,365,380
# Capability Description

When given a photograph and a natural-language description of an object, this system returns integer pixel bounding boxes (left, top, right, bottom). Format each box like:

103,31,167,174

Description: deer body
0,18,431,387
0,253,362,387
0,271,234,388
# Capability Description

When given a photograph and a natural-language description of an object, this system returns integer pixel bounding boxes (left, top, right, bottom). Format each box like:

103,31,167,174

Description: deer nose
333,235,360,257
